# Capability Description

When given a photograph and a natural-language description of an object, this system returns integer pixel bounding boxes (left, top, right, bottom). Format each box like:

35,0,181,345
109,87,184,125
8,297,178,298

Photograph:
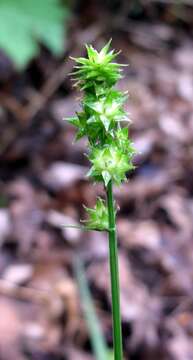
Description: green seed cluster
66,41,135,230
83,198,109,231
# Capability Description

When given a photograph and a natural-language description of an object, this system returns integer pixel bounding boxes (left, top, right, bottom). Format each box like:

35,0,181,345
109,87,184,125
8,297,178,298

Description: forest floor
0,3,193,359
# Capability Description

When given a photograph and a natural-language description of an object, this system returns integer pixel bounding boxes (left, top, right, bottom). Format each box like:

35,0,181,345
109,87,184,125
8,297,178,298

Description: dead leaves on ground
1,23,193,360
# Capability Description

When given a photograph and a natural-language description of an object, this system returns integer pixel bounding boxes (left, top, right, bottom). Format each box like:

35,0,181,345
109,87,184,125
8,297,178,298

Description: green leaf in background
75,257,113,360
0,0,69,69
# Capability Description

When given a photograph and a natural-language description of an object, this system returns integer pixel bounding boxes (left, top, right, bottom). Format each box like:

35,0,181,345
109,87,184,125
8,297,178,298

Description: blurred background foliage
0,0,193,69
1,1,193,359
0,0,69,68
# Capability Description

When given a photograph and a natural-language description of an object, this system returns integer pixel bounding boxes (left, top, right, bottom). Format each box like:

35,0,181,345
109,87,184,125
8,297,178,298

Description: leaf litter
1,4,193,359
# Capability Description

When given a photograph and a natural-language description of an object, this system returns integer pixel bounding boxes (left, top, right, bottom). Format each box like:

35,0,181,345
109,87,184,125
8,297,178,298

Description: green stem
106,180,123,360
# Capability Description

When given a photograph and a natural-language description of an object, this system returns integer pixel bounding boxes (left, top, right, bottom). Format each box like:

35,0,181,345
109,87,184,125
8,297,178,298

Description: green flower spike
114,128,136,157
71,40,124,91
68,92,130,143
66,40,136,360
88,144,134,187
84,90,129,132
82,198,109,231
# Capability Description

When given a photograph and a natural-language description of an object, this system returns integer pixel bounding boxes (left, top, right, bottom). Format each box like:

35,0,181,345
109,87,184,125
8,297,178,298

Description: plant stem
107,180,123,360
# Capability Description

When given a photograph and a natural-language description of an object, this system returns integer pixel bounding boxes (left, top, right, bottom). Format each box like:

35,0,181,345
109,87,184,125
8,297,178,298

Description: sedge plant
66,40,135,360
